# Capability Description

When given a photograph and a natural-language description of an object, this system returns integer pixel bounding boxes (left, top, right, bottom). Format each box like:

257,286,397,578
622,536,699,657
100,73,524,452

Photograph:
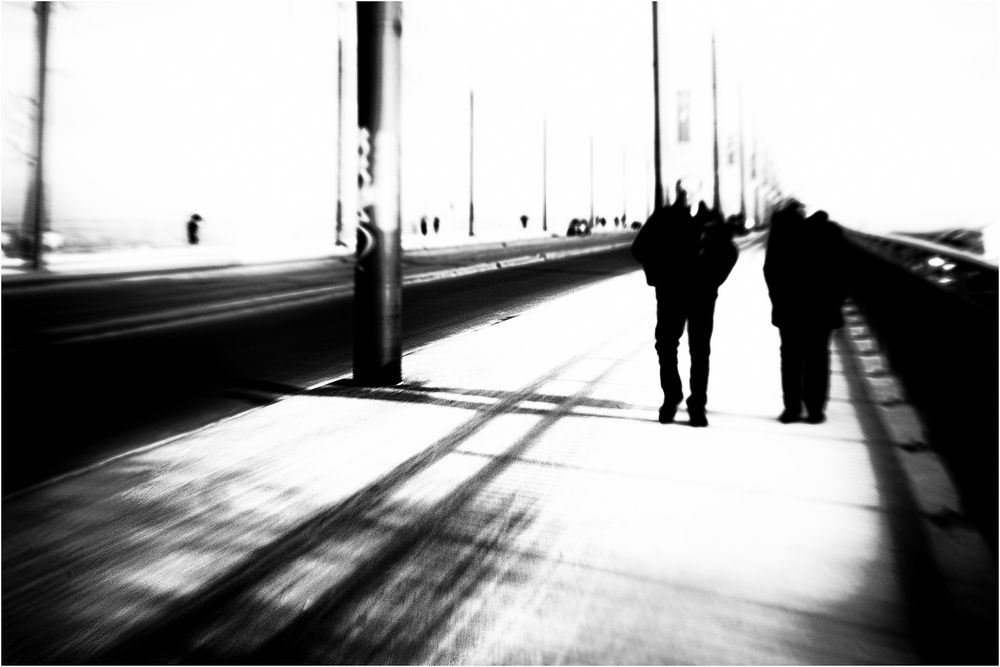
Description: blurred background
2,4,997,663
2,0,998,257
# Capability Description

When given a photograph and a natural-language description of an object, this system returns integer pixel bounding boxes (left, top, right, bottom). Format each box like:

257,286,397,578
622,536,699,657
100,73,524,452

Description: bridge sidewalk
2,246,995,663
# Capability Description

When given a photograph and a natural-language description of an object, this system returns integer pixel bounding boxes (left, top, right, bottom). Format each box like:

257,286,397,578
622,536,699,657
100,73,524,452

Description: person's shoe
805,411,826,424
778,409,802,424
658,403,677,424
688,410,708,427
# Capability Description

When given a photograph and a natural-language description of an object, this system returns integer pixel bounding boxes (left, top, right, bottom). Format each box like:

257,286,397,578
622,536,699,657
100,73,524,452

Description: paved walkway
2,245,995,663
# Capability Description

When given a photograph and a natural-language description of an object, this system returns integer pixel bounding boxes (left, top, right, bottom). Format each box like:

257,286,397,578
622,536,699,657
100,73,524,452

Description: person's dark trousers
778,324,833,416
654,288,717,412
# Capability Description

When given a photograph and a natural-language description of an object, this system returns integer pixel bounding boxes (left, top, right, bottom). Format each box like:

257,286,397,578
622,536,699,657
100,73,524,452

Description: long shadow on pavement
791,330,997,664
64,340,647,663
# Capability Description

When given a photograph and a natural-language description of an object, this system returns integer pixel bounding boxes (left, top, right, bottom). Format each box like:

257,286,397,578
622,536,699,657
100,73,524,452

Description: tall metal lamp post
354,2,403,386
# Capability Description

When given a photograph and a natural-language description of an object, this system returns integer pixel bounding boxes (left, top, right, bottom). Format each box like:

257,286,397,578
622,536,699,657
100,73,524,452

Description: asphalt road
1,235,628,346
2,244,637,493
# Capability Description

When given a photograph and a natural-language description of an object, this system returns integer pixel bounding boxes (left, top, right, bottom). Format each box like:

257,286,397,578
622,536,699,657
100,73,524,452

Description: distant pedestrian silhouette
420,216,428,236
763,202,847,424
433,216,440,234
631,178,739,427
520,214,528,229
186,214,201,245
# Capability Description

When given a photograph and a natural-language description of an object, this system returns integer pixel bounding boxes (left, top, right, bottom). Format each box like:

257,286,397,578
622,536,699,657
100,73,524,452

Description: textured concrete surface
3,246,994,664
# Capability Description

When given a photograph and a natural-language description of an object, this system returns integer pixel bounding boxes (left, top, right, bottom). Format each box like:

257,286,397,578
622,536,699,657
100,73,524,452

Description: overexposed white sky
1,0,997,245
403,0,1000,233
402,0,655,231
714,0,1000,231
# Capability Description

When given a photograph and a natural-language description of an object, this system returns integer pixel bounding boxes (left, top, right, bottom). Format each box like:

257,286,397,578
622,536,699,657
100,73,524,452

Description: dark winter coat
631,201,739,297
763,211,848,329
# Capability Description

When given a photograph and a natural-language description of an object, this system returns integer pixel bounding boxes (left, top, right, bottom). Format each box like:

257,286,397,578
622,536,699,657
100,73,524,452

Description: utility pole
542,118,548,233
651,2,664,211
24,1,50,270
468,89,475,236
354,2,403,386
711,33,722,216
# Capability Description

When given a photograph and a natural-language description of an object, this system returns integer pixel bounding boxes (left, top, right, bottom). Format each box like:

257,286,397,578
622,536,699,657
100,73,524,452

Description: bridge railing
847,230,997,310
843,228,997,549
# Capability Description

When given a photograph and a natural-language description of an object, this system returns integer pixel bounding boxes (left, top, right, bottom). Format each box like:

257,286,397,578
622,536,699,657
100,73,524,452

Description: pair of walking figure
631,180,846,427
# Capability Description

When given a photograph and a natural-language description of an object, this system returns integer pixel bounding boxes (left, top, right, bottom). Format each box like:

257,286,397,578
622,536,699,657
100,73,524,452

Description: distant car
630,221,642,231
566,219,592,237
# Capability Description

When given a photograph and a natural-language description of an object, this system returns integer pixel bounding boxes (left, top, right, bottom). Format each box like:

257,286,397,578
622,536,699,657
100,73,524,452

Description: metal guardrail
842,227,997,549
844,229,998,310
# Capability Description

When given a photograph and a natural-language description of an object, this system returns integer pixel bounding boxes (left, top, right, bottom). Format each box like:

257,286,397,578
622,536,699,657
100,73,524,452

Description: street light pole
589,135,595,227
354,2,403,386
335,27,345,246
469,89,475,237
542,118,548,233
651,1,664,211
646,157,651,218
622,148,627,222
739,86,747,224
25,1,50,270
711,33,722,216
753,119,761,224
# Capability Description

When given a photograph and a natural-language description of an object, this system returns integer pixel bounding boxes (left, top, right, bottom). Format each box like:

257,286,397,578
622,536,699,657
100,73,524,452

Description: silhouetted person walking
631,178,739,427
764,202,847,424
186,214,201,245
